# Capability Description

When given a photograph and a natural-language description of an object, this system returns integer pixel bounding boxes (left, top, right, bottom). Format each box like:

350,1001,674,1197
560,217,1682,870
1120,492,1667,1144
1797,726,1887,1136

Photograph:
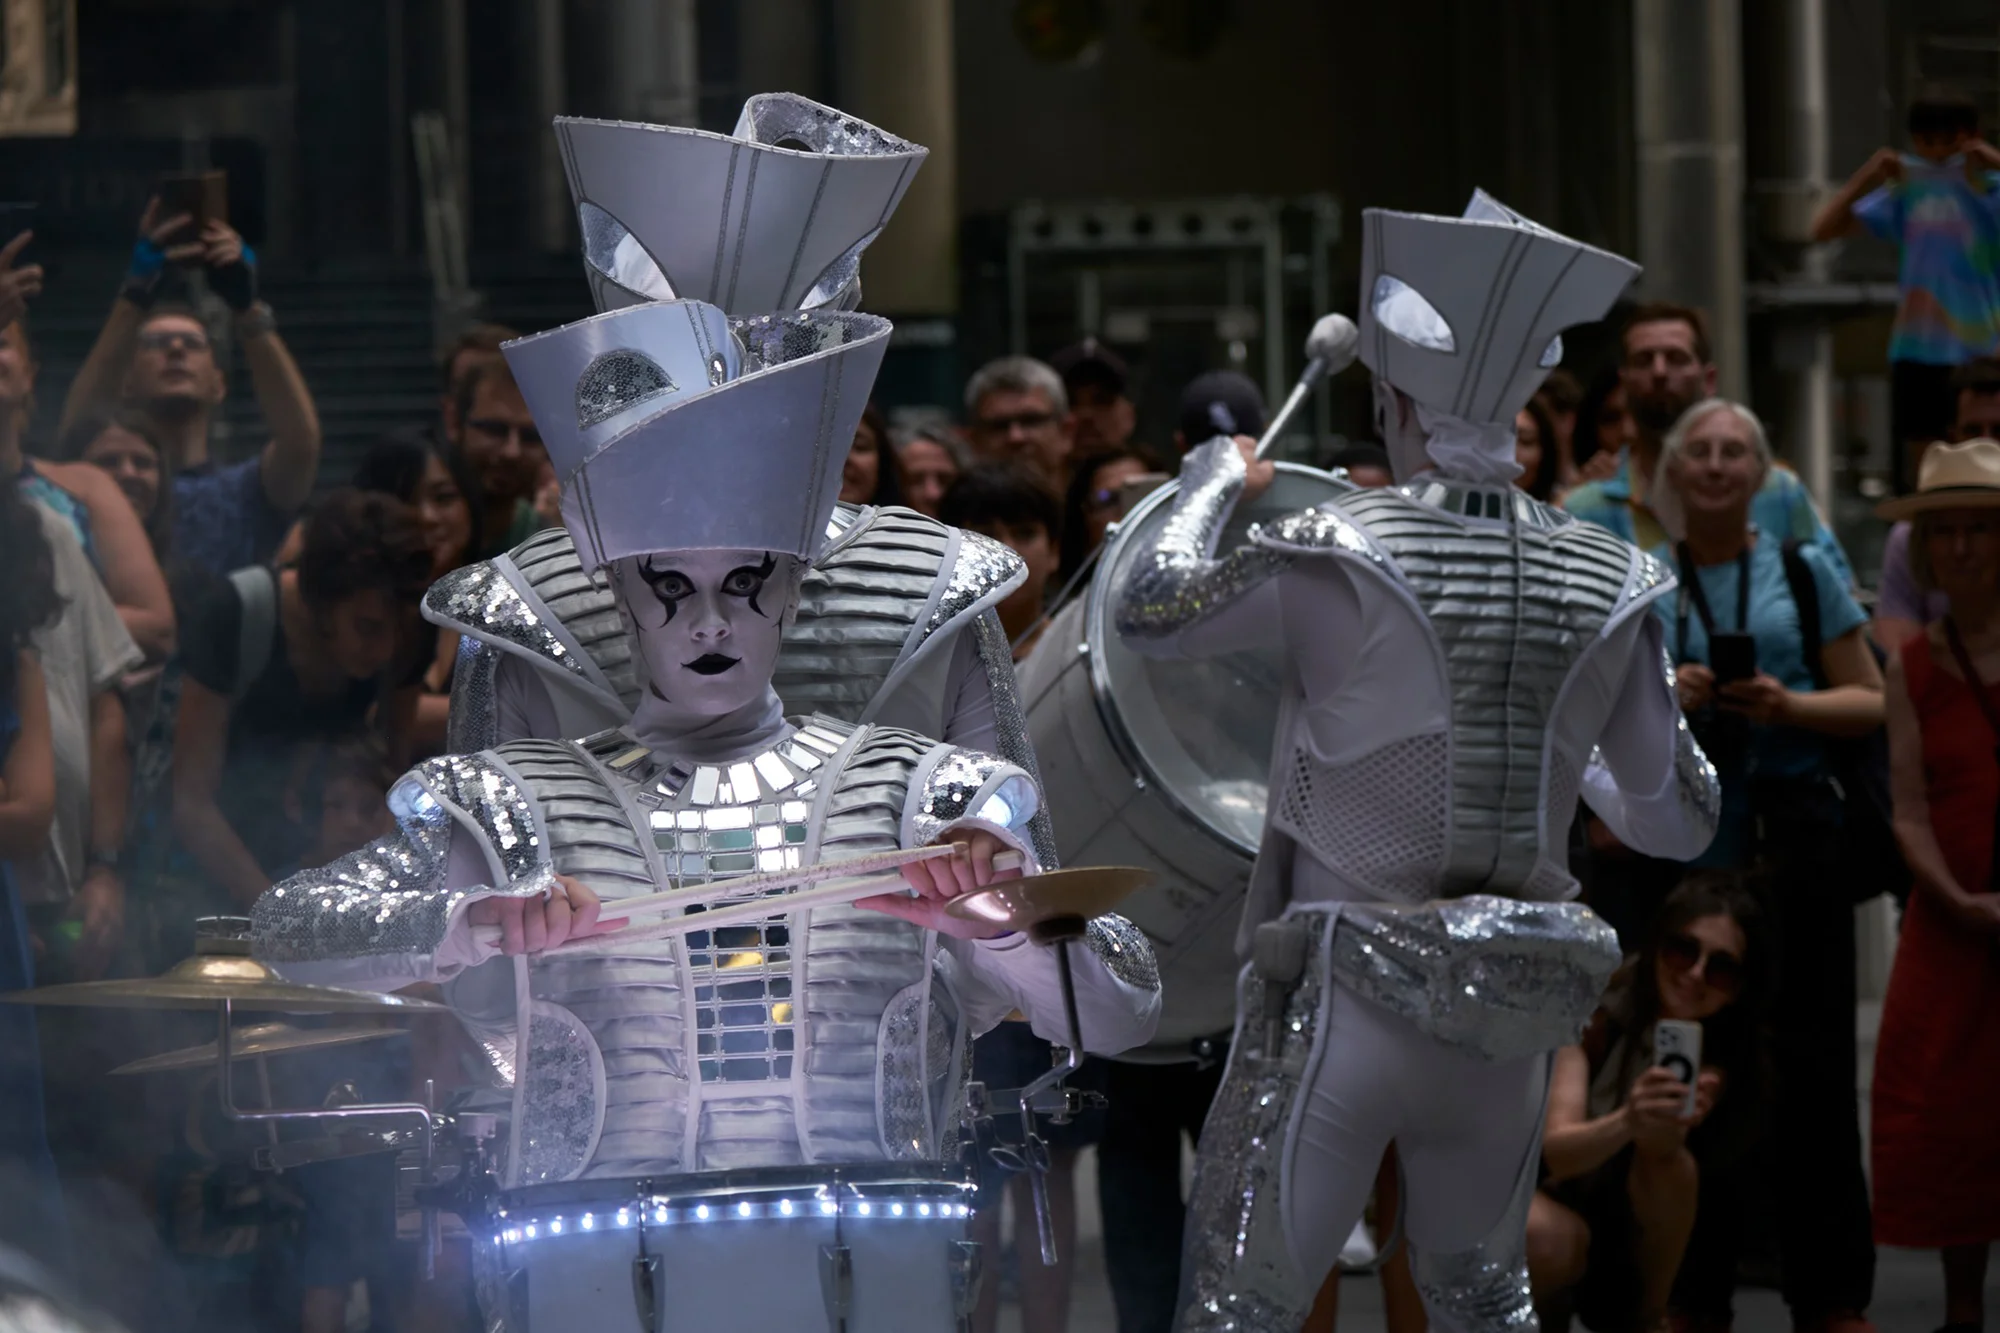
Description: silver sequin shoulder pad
423,552,588,680
903,736,1041,850
1250,502,1386,563
1084,914,1160,994
410,748,557,892
922,527,1028,643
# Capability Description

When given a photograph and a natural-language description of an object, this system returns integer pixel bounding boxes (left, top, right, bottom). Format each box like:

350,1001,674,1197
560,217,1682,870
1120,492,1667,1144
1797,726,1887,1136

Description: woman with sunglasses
1872,439,2000,1333
1056,444,1161,587
1529,873,1770,1333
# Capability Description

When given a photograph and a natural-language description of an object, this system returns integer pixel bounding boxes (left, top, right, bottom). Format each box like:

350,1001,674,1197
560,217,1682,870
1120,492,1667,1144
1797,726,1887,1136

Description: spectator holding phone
1650,397,1885,1333
58,197,322,577
1531,873,1770,1333
1810,86,2000,484
1872,438,2000,1333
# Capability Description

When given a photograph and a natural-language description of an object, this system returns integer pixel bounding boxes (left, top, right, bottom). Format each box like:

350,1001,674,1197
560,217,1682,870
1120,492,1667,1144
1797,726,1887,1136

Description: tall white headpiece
1359,190,1639,428
502,301,890,571
558,93,928,316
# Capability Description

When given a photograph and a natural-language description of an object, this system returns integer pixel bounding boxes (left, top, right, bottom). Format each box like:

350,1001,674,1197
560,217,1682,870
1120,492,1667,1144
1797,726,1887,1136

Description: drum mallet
1251,313,1361,460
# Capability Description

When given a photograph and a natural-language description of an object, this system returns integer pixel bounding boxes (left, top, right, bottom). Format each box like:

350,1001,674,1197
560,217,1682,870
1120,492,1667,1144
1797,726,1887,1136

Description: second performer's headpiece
558,92,928,316
501,301,890,571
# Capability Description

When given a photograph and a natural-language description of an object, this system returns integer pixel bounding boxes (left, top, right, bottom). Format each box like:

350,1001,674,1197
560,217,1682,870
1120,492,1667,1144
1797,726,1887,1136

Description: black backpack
1777,540,1904,904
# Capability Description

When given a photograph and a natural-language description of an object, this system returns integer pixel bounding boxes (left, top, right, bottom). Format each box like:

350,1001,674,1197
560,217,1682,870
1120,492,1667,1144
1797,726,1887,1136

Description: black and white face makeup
610,547,802,717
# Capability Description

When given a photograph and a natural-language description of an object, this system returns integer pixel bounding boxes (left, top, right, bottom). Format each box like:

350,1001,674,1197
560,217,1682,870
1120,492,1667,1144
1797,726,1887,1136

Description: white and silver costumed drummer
1113,193,1721,1333
249,298,1161,1332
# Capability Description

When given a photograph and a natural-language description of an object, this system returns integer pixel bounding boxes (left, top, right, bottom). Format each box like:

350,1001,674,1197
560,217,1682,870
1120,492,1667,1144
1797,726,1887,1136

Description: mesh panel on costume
741,97,914,157
578,201,635,276
575,349,675,429
1273,733,1448,906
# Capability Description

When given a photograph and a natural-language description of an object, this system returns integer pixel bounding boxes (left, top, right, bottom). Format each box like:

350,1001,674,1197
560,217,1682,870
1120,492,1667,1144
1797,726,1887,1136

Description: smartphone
1709,631,1757,685
155,170,227,247
1653,1018,1703,1117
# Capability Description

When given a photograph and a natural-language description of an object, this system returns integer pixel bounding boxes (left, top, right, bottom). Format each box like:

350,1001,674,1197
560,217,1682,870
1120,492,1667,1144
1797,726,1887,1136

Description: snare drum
1019,464,1352,1056
476,1164,979,1332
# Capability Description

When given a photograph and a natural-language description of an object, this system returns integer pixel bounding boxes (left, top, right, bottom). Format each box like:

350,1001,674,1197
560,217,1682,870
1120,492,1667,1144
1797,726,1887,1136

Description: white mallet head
1305,313,1361,377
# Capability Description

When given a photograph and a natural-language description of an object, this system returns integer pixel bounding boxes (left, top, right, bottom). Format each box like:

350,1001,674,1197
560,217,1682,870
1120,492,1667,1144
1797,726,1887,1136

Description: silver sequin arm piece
1084,914,1160,994
906,743,1041,853
447,636,501,754
1113,438,1291,643
1580,649,1722,862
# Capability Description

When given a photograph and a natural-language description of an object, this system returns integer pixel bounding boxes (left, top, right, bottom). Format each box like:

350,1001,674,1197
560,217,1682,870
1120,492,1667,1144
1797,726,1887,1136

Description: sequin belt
1278,896,1621,1063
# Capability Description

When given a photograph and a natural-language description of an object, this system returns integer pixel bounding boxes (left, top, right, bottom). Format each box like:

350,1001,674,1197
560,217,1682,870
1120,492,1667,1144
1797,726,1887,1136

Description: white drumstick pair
471,843,1027,956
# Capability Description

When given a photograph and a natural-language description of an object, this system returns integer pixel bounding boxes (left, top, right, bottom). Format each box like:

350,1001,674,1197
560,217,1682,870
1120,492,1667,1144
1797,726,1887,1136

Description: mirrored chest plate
582,721,853,1085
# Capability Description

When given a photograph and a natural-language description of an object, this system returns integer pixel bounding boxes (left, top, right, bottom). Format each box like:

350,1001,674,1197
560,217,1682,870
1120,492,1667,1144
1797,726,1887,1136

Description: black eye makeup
635,556,697,624
723,554,779,616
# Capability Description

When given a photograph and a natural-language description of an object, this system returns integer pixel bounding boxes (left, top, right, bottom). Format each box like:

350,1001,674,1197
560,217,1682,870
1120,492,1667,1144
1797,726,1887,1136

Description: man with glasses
447,356,554,558
59,200,322,577
964,355,1077,484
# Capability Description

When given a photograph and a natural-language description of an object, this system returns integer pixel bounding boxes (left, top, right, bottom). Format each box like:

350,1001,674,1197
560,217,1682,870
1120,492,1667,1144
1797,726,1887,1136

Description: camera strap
1674,541,1752,662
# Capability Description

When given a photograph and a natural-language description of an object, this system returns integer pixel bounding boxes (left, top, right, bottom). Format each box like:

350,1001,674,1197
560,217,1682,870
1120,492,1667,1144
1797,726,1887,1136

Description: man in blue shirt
1563,302,1854,585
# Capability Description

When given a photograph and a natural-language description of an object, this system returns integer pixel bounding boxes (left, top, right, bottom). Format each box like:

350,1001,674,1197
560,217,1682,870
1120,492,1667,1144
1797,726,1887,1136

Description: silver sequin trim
1668,651,1724,838
515,1006,602,1186
1252,505,1378,559
1084,915,1160,994
910,748,1031,847
1328,896,1621,1063
1630,549,1672,601
448,637,502,754
1114,440,1293,640
252,787,460,962
1181,916,1326,1331
425,562,586,678
574,348,674,429
416,752,550,888
879,984,933,1159
971,609,1059,871
1408,1121,1541,1333
925,531,1024,637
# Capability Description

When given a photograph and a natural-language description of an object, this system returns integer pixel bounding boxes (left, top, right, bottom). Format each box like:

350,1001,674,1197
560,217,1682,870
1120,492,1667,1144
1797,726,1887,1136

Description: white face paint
609,548,803,717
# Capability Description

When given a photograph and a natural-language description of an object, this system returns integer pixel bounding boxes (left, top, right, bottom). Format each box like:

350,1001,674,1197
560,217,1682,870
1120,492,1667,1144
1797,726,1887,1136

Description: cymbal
1,948,447,1015
945,866,1153,936
110,1021,408,1076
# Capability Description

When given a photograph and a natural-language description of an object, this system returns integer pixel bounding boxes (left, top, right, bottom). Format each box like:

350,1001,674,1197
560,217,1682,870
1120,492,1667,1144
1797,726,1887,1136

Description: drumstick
606,842,967,922
469,847,1026,953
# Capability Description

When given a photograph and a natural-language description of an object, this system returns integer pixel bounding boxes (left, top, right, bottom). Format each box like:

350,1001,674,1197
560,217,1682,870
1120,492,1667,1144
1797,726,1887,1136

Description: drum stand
962,914,1105,1267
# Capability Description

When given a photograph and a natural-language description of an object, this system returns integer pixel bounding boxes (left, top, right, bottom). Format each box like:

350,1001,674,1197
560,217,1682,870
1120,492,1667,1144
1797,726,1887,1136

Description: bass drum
1018,464,1351,1058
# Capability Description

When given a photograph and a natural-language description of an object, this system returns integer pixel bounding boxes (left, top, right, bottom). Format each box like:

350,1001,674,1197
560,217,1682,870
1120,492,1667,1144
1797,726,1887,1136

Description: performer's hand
857,830,1026,940
1716,672,1791,726
1674,662,1714,714
467,874,626,955
1232,434,1276,504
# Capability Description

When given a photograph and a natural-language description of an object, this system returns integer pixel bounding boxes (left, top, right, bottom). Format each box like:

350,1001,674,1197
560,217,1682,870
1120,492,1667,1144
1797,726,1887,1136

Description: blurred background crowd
1,2,1999,1332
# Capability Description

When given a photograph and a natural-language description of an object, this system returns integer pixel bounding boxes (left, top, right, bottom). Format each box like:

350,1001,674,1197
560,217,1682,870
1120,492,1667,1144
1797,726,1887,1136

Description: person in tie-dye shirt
1813,86,2000,489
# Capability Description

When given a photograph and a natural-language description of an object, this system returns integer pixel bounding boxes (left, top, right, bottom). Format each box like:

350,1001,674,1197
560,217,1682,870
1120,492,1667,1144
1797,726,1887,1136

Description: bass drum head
1087,464,1352,855
1020,464,1349,1056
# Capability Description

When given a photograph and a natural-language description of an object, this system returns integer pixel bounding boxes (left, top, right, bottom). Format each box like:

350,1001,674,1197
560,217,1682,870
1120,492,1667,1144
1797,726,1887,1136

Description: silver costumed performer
430,94,1055,861
250,298,1161,1332
1113,192,1721,1333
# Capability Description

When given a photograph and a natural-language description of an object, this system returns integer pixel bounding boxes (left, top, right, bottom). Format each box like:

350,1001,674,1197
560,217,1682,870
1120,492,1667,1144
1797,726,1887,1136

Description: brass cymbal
1,946,447,1015
944,866,1153,935
110,1022,408,1076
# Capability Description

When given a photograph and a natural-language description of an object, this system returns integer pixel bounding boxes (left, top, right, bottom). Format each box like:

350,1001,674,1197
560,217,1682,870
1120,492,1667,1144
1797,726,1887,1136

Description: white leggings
1289,982,1550,1277
1177,963,1551,1333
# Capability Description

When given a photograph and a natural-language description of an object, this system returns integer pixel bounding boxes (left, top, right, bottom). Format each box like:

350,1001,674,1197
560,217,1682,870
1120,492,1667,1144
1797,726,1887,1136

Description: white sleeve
494,653,562,744
1581,616,1722,861
939,628,999,754
942,919,1162,1055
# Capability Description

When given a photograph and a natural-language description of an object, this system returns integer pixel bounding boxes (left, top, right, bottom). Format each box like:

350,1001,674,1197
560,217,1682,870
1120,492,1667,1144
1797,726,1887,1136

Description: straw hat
1876,438,2000,520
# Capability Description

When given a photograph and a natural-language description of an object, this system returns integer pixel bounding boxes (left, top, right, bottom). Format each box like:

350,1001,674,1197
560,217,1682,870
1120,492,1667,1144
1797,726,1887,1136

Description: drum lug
949,1240,983,1328
631,1253,664,1333
818,1244,853,1332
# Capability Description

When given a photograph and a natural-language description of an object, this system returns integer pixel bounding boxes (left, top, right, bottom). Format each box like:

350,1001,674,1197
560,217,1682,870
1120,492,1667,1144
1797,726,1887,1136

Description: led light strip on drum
491,1187,976,1248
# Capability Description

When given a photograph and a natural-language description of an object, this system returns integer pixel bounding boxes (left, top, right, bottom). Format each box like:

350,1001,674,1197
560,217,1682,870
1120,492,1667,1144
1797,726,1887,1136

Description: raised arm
58,200,204,439
1808,148,1902,243
1113,435,1289,660
1581,618,1723,862
196,221,322,512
